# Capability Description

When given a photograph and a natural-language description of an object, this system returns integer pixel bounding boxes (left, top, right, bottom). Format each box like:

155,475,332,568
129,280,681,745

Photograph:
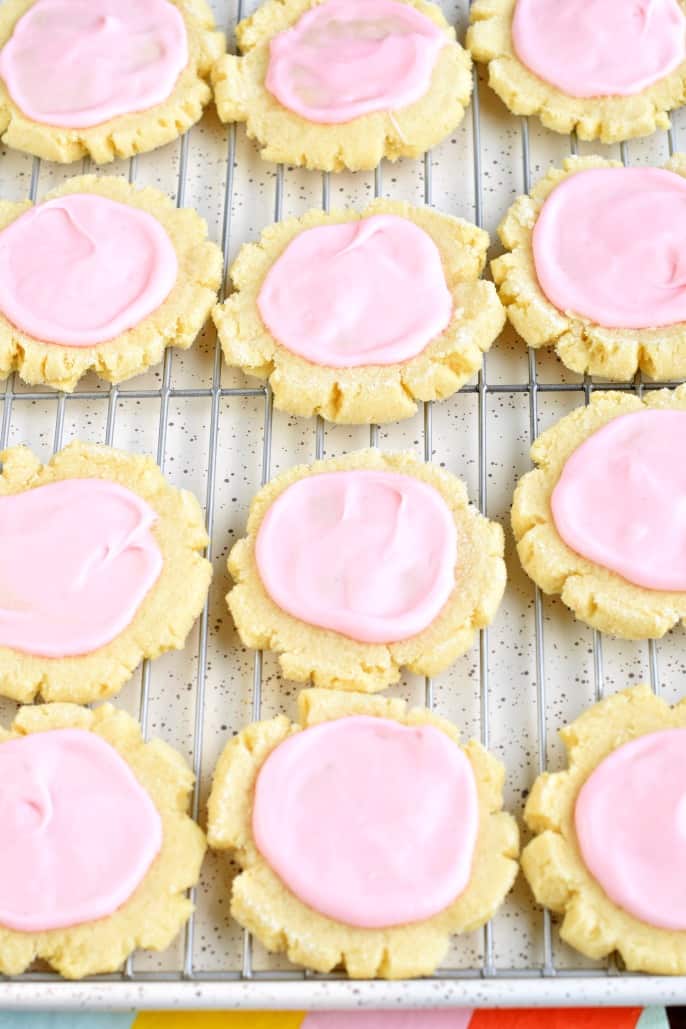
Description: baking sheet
1,0,685,1008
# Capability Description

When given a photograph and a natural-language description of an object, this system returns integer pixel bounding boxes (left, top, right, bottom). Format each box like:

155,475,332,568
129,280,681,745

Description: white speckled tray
2,0,686,1010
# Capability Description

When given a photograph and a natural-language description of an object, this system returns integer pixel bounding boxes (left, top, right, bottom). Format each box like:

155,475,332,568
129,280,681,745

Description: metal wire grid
1,0,686,1010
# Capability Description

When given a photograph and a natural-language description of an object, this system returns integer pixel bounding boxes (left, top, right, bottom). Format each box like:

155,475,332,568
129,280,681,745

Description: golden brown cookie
212,0,472,172
0,441,212,704
228,449,506,692
522,684,686,975
0,175,223,392
512,387,686,639
0,701,206,979
467,0,686,143
213,199,505,424
492,155,686,382
208,687,519,979
0,0,224,163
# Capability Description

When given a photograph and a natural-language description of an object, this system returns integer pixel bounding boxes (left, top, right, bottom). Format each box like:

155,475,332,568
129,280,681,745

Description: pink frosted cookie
213,200,504,424
0,440,212,704
467,0,686,143
227,449,506,692
208,688,518,979
211,0,472,171
523,684,686,974
0,702,205,979
0,0,224,163
512,386,686,640
492,155,686,382
0,175,222,392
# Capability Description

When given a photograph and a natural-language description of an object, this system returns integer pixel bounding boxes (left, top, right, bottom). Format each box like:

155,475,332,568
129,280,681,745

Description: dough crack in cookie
228,449,506,692
0,0,225,163
467,0,686,143
512,386,686,639
522,684,686,974
0,440,212,704
0,175,222,392
208,688,518,979
0,702,206,979
213,200,504,424
211,0,473,171
492,155,686,382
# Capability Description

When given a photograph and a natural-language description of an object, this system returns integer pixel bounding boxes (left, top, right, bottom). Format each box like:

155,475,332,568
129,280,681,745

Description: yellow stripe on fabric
134,1012,305,1029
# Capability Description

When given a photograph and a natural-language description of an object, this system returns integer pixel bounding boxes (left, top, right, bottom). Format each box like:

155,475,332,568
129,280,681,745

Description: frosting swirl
255,469,457,643
512,0,686,100
0,478,163,658
0,0,188,128
575,728,686,930
0,193,178,347
551,409,686,591
0,728,161,931
253,716,479,928
257,214,453,367
265,0,445,124
533,167,686,330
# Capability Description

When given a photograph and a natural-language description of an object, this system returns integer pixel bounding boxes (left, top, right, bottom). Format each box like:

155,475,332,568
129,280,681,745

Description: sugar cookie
212,0,472,171
0,702,205,979
0,175,222,392
0,440,212,703
213,200,504,424
523,684,686,974
492,155,686,381
208,688,518,979
512,387,686,639
467,0,686,144
228,449,506,692
0,0,224,163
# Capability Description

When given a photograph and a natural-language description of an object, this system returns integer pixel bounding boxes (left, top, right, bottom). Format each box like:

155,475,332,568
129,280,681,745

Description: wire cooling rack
1,0,686,1011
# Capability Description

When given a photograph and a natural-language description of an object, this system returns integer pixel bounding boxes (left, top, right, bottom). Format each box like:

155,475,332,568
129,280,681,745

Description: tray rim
2,977,686,1010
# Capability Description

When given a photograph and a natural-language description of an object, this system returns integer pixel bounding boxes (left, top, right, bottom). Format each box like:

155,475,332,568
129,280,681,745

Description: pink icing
512,0,686,99
0,193,178,347
0,0,188,128
0,478,163,658
532,167,686,331
265,0,445,124
255,469,457,644
551,409,686,592
0,728,161,931
253,716,479,929
257,214,453,368
575,728,686,930
303,1013,474,1029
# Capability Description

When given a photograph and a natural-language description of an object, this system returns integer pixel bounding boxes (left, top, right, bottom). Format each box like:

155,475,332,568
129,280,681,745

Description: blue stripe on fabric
637,1009,670,1029
0,1014,135,1029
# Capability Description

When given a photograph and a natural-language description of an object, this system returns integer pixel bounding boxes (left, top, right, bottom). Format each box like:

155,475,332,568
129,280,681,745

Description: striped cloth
0,1007,670,1028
